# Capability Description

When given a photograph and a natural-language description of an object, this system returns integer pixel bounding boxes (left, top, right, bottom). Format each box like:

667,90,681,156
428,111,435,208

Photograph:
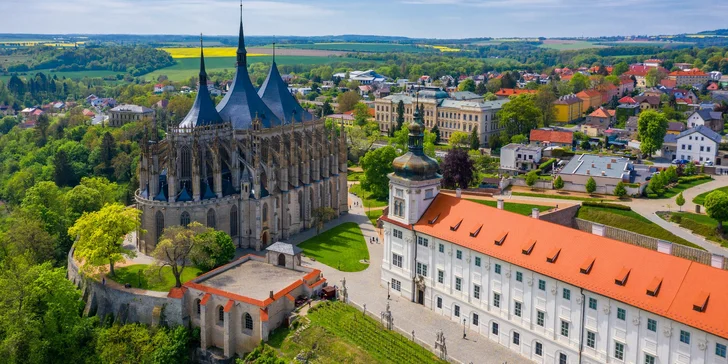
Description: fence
574,218,727,269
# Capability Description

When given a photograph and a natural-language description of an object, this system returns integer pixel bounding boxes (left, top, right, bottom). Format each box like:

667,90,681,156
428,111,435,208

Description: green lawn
347,171,364,182
693,186,728,205
349,184,388,208
651,177,713,199
665,212,728,248
298,222,369,272
112,264,203,292
366,209,383,226
467,199,551,216
577,206,702,249
263,301,445,364
512,191,598,201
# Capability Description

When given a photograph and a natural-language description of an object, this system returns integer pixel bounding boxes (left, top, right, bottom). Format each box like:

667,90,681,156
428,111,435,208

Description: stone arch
155,210,164,242
181,211,191,227
207,208,216,229
230,205,238,237
261,230,269,247
277,253,286,266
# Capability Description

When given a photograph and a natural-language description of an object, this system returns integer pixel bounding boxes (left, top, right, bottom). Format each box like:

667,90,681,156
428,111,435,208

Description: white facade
676,128,719,164
500,144,543,172
381,227,728,364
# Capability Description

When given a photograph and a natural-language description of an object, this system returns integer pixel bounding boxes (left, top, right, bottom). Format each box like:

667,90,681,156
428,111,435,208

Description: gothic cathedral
135,10,348,253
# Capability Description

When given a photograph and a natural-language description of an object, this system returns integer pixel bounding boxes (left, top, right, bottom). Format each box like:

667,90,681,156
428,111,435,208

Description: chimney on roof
456,188,462,198
601,171,606,176
531,208,540,219
591,163,595,168
711,254,724,269
497,199,504,210
607,163,612,169
586,170,590,175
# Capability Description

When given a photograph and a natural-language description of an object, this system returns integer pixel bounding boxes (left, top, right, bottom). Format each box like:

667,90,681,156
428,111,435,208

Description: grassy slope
365,209,383,226
349,184,388,208
693,186,728,205
577,206,701,249
112,264,203,292
298,222,370,272
467,199,551,216
658,178,713,199
668,212,728,248
512,191,597,201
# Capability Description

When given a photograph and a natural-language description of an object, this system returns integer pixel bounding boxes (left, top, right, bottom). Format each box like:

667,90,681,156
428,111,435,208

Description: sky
2,0,728,39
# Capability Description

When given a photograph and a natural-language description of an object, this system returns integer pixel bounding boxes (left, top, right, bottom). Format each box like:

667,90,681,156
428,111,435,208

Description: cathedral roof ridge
258,57,313,124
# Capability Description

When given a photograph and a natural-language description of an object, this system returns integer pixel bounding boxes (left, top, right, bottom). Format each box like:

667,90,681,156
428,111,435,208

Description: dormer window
522,240,536,255
615,267,631,286
450,219,463,231
693,291,710,312
546,248,561,263
646,277,662,297
470,224,483,237
580,257,595,274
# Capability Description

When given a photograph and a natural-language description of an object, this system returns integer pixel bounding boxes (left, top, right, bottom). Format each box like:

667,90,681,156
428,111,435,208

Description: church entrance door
277,253,286,266
417,289,424,305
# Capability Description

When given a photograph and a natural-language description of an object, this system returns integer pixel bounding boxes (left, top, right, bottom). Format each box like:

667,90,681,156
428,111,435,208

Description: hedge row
539,158,558,171
582,201,632,211
678,175,712,183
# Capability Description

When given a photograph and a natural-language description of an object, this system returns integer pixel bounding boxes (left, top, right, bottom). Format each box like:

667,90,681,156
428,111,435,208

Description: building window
456,250,462,259
218,306,224,323
538,279,546,291
587,331,596,348
417,236,429,247
535,342,543,356
436,297,442,308
563,288,571,300
513,332,520,345
230,206,238,237
195,299,201,316
559,353,567,364
589,297,597,310
516,271,522,282
395,188,403,197
493,293,501,308
644,354,655,364
475,257,481,267
537,311,545,327
425,189,433,199
561,320,569,337
437,269,444,283
614,342,624,360
393,199,405,217
454,305,460,317
180,211,191,227
473,285,481,299
680,330,690,344
416,262,428,277
472,313,479,326
244,313,253,330
617,308,626,321
207,208,216,228
392,254,403,268
438,243,444,253
455,277,462,291
155,211,164,241
391,279,401,291
647,318,657,332
716,343,727,358
495,263,501,274
393,229,403,239
492,322,499,335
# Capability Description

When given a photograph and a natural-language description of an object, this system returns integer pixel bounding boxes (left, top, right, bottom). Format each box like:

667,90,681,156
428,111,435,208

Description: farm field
142,55,365,82
600,40,694,47
539,40,608,50
159,47,266,58
0,69,122,83
277,42,428,53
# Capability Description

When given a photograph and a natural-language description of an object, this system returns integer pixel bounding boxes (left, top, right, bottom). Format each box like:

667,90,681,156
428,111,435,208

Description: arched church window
218,306,224,323
262,203,268,223
155,211,164,241
181,146,192,180
244,313,253,330
181,211,191,227
207,209,216,229
195,299,201,316
230,206,238,237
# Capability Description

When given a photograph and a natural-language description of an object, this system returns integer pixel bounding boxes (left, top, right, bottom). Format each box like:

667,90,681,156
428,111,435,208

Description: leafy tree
534,85,556,127
497,94,541,140
585,176,597,194
638,110,668,157
389,125,436,157
486,78,502,93
605,75,620,86
99,131,116,177
336,91,360,113
352,102,370,126
1,213,55,264
705,191,728,233
35,113,50,146
475,81,487,95
525,171,538,189
312,207,337,235
553,175,564,190
646,68,667,87
676,192,685,211
448,131,470,148
613,181,627,198
441,148,475,189
569,73,590,93
241,342,286,364
648,173,666,196
511,134,528,144
469,126,480,150
347,121,380,163
431,124,441,144
395,100,405,131
321,100,333,116
148,222,213,288
458,79,476,92
613,62,629,76
483,92,497,101
192,230,235,271
64,184,103,221
54,149,75,187
360,146,397,199
68,203,141,276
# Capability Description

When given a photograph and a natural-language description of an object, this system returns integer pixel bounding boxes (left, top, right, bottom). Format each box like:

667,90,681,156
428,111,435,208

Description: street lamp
462,318,467,339
387,281,391,300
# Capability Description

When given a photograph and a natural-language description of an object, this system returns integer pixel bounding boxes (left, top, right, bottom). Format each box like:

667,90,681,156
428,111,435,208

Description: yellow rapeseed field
431,45,460,52
159,47,266,58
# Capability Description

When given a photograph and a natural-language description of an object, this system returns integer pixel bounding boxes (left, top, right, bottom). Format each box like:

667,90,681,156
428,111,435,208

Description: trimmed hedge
582,201,632,211
539,158,558,171
678,174,711,183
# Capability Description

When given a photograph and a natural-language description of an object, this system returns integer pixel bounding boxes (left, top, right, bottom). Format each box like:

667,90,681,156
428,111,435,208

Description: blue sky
1,0,728,38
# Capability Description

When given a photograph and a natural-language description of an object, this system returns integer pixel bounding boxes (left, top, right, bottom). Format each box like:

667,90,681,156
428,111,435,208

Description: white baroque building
380,107,728,364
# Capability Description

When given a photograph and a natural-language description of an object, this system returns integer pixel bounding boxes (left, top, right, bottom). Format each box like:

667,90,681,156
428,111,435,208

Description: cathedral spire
236,0,247,67
199,34,208,85
272,42,276,64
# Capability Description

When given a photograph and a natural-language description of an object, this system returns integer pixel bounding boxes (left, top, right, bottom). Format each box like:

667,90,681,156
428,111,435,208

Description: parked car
672,159,689,165
704,161,714,166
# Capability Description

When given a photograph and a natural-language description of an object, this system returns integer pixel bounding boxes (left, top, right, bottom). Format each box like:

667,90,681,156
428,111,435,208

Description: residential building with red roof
381,125,728,364
618,96,637,105
618,76,635,95
623,65,669,88
668,69,709,86
529,129,573,148
576,89,602,115
495,88,537,99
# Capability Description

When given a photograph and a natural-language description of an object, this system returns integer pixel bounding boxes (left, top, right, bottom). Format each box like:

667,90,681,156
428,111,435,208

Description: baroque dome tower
392,100,439,181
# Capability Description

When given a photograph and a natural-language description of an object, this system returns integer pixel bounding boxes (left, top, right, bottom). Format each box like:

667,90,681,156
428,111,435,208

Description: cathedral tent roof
216,8,281,129
258,59,313,124
177,187,192,202
202,183,216,200
179,37,224,129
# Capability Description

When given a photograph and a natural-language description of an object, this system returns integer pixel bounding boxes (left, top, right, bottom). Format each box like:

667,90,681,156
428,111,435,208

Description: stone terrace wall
539,205,580,227
67,247,183,326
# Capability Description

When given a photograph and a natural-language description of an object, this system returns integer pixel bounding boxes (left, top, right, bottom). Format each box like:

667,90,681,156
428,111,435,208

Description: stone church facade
135,13,348,253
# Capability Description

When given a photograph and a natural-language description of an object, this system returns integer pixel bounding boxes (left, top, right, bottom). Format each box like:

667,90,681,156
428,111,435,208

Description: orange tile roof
576,89,601,98
382,194,728,339
200,293,212,306
589,107,613,118
669,69,707,76
618,96,637,104
167,287,188,299
494,88,537,96
285,293,295,301
223,299,234,312
529,129,573,144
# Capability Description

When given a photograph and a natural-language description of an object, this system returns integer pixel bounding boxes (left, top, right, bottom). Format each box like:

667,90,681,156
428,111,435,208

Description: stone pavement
292,194,530,364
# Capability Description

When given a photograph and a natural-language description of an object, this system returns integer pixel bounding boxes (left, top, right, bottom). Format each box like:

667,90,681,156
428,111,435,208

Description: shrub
678,175,711,183
538,158,557,171
582,201,632,211
613,181,627,198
